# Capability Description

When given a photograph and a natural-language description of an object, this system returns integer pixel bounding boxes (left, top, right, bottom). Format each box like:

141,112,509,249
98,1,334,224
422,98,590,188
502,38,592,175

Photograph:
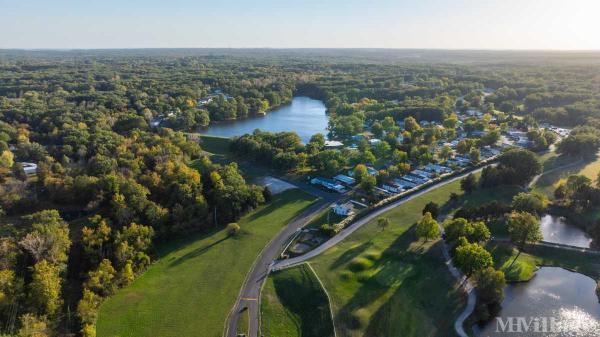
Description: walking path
492,237,600,255
436,215,475,337
527,157,582,189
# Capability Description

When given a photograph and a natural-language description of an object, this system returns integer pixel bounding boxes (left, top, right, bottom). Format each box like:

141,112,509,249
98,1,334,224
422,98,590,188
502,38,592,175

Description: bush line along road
226,164,490,337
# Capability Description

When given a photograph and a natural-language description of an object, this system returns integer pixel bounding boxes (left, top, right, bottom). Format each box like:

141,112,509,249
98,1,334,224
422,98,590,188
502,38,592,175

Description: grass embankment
261,264,335,337
488,241,600,282
532,152,600,198
259,174,520,337
198,134,232,155
309,179,481,337
96,189,317,337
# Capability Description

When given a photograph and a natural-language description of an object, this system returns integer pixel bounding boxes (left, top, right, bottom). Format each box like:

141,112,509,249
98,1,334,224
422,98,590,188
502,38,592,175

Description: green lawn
198,134,232,155
533,152,600,198
261,264,335,337
488,241,600,282
96,189,317,337
307,179,472,337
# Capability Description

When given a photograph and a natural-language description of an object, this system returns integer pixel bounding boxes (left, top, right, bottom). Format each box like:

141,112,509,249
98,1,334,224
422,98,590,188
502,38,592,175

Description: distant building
332,202,355,216
424,163,452,174
334,174,356,186
382,184,402,193
324,140,344,149
310,177,346,193
20,162,37,175
366,166,378,176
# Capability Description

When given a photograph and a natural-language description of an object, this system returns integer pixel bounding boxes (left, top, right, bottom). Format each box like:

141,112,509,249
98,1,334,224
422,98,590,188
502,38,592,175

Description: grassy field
96,189,317,337
307,179,477,337
198,134,232,155
261,264,335,337
488,241,600,282
532,152,600,198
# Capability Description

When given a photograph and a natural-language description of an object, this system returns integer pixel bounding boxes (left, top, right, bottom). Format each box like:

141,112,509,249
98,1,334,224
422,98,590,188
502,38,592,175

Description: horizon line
2,47,600,53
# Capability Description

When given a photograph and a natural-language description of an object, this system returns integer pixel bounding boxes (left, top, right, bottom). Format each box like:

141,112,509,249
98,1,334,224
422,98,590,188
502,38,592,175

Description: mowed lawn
308,179,472,337
487,241,600,282
96,189,317,337
533,152,600,198
261,264,335,337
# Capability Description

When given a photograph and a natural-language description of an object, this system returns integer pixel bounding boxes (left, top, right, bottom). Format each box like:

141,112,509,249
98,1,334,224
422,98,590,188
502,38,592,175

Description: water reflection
199,96,328,143
475,267,600,336
540,215,591,248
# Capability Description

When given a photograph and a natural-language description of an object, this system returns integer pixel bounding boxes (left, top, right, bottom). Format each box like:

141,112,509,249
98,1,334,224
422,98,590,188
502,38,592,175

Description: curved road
273,165,488,271
227,164,490,337
224,199,334,337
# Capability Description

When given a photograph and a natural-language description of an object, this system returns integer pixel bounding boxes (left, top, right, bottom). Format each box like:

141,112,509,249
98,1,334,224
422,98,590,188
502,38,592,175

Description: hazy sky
1,0,599,50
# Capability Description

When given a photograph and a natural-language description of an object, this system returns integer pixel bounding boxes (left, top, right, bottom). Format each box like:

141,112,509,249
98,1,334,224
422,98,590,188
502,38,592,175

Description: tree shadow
329,241,373,270
167,235,230,267
245,193,316,222
333,227,424,333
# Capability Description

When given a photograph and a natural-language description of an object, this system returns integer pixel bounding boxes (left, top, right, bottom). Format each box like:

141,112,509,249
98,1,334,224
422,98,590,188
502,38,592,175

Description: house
424,163,452,174
382,184,402,194
393,178,417,189
410,169,433,180
369,139,382,146
401,175,428,185
310,177,346,193
366,166,378,176
334,174,356,186
324,140,344,149
352,134,365,142
332,202,355,216
20,162,37,175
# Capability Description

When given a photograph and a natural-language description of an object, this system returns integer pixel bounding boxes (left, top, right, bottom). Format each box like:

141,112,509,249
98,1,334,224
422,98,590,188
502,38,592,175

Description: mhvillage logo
496,316,559,333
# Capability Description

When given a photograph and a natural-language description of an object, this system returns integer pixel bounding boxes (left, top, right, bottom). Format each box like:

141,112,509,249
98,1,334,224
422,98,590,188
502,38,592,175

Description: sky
1,0,599,50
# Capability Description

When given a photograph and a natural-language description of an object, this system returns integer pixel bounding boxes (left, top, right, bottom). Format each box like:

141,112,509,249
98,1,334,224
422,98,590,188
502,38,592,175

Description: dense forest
1,49,600,337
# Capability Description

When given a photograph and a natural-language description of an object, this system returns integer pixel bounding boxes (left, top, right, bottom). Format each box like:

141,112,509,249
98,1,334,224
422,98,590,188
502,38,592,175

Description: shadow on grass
329,241,373,270
167,235,231,267
272,264,335,337
334,227,427,331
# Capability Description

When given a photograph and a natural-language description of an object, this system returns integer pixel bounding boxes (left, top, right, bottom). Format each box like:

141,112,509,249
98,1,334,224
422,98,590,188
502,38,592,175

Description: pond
199,96,328,143
540,214,592,248
474,267,600,336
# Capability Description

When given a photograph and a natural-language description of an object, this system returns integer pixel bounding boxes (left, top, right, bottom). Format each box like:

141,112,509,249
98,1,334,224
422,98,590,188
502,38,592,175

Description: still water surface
199,96,328,143
540,214,592,248
475,267,600,336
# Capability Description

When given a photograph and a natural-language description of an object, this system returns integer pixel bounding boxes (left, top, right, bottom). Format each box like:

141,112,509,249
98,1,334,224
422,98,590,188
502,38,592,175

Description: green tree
359,175,377,194
455,241,493,277
415,212,440,242
460,174,478,194
353,164,369,184
29,260,63,317
19,210,71,266
507,211,542,250
18,313,50,337
377,217,390,232
511,192,548,214
422,201,440,219
474,267,506,306
85,259,117,297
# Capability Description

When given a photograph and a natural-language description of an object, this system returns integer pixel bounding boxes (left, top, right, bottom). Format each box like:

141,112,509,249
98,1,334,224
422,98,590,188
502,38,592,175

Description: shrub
226,222,241,236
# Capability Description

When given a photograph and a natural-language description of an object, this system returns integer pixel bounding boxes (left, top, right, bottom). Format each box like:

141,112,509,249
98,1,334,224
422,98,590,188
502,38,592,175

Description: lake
475,267,600,336
540,214,592,248
199,96,328,143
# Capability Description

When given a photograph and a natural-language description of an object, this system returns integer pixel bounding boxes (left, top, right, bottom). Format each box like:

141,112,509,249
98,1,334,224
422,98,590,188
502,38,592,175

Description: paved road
272,165,488,271
224,198,335,337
